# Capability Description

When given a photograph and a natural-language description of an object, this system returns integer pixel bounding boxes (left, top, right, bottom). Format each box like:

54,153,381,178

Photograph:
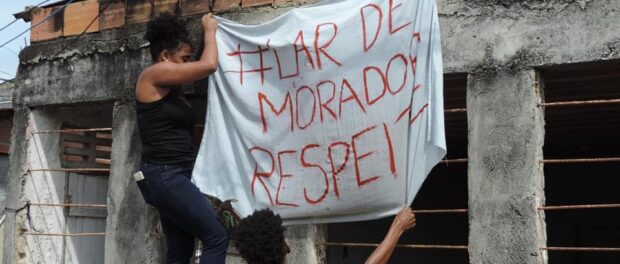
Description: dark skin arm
365,207,416,264
136,13,218,103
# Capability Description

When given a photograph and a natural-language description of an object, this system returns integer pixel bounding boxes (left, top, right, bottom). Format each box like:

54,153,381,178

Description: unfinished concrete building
2,0,619,263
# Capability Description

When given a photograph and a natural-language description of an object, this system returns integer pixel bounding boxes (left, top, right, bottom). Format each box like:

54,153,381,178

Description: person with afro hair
233,207,416,264
134,12,228,264
232,209,291,264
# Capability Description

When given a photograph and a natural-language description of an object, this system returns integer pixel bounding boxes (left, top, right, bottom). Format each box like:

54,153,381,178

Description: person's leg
160,214,195,263
153,163,229,264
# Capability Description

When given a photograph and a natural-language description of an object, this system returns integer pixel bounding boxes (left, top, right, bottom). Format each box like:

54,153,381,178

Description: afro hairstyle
232,209,286,264
145,12,191,61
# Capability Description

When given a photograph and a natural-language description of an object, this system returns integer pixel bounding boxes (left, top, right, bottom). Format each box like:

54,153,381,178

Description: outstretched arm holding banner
365,207,416,264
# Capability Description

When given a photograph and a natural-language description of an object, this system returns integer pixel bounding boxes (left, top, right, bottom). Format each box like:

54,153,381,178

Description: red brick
180,0,211,16
30,6,63,42
100,0,126,30
63,0,100,36
213,0,241,12
126,0,152,24
153,0,179,15
241,0,272,8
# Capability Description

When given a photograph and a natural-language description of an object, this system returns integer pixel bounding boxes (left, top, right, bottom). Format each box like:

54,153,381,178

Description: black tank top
137,88,197,164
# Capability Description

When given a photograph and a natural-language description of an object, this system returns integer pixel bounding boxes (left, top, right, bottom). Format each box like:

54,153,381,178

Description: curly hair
232,209,286,264
145,12,191,61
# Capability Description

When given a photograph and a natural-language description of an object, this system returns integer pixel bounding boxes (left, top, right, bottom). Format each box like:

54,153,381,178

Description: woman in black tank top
134,12,228,264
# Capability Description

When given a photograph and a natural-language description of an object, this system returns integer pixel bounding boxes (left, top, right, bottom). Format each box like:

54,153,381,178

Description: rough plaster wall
0,154,9,210
285,225,326,264
3,107,31,264
467,70,546,264
104,102,163,264
438,0,620,73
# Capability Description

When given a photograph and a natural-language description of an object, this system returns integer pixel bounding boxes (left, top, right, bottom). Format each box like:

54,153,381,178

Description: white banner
193,0,446,225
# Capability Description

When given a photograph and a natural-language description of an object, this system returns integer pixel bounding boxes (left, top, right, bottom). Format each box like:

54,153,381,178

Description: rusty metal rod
541,247,620,252
413,209,468,214
30,168,110,173
441,159,468,164
539,98,620,107
23,232,106,237
444,108,467,113
30,203,107,209
540,157,620,164
319,242,468,250
539,204,620,211
32,128,112,134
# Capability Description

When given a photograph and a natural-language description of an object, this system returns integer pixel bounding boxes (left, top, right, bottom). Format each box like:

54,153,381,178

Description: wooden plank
180,0,210,15
63,0,101,36
64,155,85,162
95,145,111,152
126,0,152,24
31,6,64,42
64,141,85,149
100,0,126,30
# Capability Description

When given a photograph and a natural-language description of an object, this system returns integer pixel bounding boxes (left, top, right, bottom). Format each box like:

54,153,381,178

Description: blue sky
0,0,45,83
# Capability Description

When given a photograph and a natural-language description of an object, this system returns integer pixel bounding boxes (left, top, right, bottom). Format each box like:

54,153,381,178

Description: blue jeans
137,160,229,264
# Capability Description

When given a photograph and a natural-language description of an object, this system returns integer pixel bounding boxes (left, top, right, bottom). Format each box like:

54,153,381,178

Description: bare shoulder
136,66,170,103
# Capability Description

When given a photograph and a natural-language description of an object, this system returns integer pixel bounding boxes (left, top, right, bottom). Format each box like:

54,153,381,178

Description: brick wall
29,0,302,42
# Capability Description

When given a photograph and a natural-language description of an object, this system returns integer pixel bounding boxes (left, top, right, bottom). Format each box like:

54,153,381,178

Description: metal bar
30,203,107,209
444,108,467,113
30,168,110,173
413,209,468,214
540,157,620,164
541,247,620,252
32,128,112,134
23,232,106,237
441,159,468,164
320,242,468,250
539,98,620,107
539,204,620,211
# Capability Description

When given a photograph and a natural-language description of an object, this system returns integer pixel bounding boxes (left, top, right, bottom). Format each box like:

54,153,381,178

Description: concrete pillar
104,102,163,264
467,70,547,264
285,224,326,264
2,107,30,263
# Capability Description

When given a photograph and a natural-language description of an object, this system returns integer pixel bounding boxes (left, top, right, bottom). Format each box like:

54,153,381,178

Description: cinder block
241,0,272,8
30,6,63,42
180,0,210,16
213,0,240,12
63,0,100,36
100,0,126,30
